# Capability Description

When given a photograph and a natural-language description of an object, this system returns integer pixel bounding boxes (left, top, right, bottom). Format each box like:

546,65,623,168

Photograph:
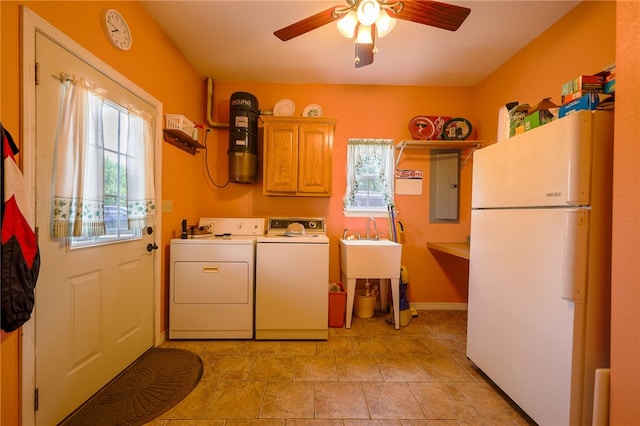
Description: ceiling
141,1,580,87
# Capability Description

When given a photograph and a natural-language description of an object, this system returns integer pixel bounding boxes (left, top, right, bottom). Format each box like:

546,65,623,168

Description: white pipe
205,77,229,129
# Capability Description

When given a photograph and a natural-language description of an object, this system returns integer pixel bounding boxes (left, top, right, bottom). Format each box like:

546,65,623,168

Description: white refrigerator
467,110,613,426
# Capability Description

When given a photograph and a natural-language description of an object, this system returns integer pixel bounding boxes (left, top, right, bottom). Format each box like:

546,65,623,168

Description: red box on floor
328,285,347,328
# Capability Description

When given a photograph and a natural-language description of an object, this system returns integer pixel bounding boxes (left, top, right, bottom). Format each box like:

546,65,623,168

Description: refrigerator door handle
561,210,589,301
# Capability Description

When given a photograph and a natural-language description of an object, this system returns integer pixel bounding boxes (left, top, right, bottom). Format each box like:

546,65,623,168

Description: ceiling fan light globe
337,11,358,38
357,0,381,26
376,12,396,37
355,24,374,44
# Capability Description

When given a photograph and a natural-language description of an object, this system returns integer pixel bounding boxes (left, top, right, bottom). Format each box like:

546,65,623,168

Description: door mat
59,348,203,426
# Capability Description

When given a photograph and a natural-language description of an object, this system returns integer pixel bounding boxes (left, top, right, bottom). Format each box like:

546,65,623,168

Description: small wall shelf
395,140,484,167
427,242,470,260
163,129,205,155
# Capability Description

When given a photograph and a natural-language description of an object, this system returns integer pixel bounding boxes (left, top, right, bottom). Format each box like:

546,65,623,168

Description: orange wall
611,2,640,424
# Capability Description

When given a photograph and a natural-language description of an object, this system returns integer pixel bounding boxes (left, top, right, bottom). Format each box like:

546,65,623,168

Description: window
71,101,139,246
102,102,134,237
343,138,395,217
51,71,156,247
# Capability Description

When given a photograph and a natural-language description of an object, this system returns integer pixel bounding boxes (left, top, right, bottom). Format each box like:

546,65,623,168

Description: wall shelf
395,140,484,167
163,129,205,155
427,242,470,260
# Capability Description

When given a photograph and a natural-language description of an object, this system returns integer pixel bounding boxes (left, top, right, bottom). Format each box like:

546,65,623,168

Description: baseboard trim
411,302,468,311
155,329,168,347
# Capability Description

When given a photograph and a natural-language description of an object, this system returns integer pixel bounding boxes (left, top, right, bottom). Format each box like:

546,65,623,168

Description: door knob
146,243,158,252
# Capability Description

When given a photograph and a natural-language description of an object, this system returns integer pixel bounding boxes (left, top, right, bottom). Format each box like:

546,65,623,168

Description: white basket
165,114,195,138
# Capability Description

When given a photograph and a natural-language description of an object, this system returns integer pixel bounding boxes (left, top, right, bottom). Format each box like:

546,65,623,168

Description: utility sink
340,239,402,279
340,238,403,329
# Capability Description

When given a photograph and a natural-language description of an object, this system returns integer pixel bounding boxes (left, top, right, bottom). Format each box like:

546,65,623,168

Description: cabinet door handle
202,266,219,273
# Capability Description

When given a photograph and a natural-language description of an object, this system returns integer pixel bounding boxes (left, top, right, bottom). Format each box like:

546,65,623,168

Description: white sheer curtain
52,73,106,238
126,107,156,230
343,138,395,210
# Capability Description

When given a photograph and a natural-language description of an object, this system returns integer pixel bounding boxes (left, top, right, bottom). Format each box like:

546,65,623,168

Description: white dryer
169,218,263,339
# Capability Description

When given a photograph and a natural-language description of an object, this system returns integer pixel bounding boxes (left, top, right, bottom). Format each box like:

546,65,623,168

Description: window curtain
52,73,106,238
126,107,156,230
343,138,395,209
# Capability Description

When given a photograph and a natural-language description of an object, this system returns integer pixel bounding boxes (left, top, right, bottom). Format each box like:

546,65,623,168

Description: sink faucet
366,217,377,239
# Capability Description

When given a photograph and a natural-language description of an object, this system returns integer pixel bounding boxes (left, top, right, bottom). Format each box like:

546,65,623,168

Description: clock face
105,9,132,50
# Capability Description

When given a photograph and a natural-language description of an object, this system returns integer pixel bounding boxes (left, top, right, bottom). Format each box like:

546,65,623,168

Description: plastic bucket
354,290,376,319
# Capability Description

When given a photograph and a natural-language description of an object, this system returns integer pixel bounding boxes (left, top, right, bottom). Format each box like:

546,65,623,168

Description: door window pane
71,101,139,247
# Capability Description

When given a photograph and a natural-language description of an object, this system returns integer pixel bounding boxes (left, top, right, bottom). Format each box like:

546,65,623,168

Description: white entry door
33,31,157,425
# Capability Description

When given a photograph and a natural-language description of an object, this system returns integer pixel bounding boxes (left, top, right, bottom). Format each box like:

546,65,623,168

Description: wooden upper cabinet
262,116,336,197
263,121,298,193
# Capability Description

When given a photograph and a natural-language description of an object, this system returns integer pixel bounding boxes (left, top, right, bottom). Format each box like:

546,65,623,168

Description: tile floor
148,310,535,425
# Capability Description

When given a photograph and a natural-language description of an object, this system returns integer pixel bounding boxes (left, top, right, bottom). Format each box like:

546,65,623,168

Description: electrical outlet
162,200,174,213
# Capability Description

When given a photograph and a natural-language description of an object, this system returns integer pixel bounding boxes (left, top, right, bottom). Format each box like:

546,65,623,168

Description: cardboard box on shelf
561,75,605,96
598,93,615,111
559,93,600,118
523,114,540,132
562,90,596,104
523,98,558,131
597,64,616,80
508,103,530,137
524,110,555,131
604,78,616,94
598,64,616,94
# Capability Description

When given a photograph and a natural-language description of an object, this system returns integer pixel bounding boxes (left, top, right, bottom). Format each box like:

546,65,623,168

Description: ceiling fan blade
274,7,342,41
355,43,374,68
395,0,471,31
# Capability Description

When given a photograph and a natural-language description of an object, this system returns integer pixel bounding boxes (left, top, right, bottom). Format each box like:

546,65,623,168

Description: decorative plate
442,118,473,140
273,99,296,117
408,116,436,140
302,104,323,117
409,116,452,140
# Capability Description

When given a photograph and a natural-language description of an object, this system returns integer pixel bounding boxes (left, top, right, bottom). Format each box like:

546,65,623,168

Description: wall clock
104,9,132,51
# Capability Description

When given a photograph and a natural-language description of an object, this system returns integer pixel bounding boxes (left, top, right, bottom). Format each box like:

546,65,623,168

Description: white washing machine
255,217,329,340
169,218,264,339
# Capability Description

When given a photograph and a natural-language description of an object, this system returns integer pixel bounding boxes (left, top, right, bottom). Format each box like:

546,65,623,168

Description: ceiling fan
274,0,471,68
